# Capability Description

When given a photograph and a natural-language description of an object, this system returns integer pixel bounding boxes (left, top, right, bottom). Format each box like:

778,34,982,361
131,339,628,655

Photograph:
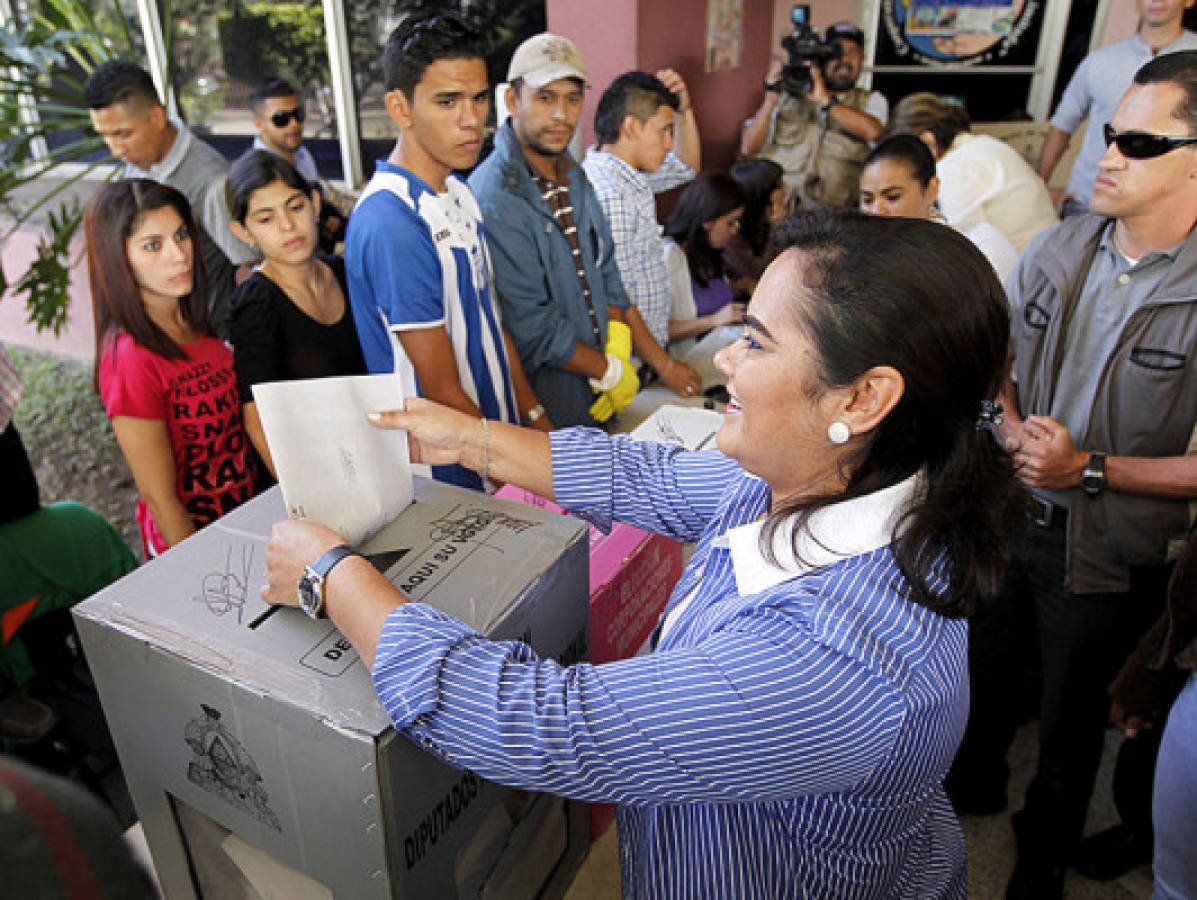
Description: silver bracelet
479,417,490,484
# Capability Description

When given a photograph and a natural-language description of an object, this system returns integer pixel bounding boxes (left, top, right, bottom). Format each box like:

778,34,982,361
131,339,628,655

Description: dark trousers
949,515,1170,859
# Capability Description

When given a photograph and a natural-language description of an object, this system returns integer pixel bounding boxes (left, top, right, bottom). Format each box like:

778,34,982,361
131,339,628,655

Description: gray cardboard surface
74,479,590,899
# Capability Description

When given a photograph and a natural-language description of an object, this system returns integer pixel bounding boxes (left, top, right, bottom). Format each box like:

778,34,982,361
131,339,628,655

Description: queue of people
6,5,1195,899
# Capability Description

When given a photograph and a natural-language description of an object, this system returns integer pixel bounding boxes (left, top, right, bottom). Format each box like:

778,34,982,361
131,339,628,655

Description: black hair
886,93,971,156
84,59,160,110
729,157,784,256
593,71,679,146
382,10,486,98
1134,49,1197,133
762,210,1025,618
664,171,746,286
251,78,298,113
864,134,938,188
227,150,313,223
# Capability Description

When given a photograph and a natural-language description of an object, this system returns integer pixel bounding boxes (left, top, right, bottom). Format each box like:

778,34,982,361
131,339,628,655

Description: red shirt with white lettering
99,332,258,556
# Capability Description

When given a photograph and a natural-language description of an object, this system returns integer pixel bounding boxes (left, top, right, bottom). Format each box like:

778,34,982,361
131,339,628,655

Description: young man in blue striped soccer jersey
346,11,550,490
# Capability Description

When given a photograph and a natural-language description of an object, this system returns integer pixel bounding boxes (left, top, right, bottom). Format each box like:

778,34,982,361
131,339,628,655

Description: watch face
298,573,320,616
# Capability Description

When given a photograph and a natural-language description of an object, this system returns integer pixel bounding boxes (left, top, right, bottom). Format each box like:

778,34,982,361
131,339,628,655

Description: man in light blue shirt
1038,0,1197,215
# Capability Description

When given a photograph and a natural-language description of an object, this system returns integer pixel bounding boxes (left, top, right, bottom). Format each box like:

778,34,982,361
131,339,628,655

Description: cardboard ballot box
73,479,590,900
494,485,684,840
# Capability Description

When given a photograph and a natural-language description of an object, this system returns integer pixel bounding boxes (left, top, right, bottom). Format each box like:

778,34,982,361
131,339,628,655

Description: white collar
725,474,921,596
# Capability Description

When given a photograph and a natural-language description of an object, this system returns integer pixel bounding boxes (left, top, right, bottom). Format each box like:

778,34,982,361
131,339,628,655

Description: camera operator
741,21,887,210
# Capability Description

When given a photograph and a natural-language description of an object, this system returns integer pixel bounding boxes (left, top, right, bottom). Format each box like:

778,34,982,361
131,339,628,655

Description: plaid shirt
0,345,24,432
582,149,694,347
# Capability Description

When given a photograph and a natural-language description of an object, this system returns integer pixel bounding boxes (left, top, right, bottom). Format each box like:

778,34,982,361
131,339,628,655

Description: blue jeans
1154,672,1197,899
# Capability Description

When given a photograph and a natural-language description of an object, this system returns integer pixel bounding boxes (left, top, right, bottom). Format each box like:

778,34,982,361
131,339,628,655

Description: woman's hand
262,519,349,606
662,359,703,397
710,302,747,328
367,396,482,468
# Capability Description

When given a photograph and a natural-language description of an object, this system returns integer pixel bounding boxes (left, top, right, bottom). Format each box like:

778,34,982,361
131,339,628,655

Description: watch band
765,80,782,94
1081,451,1107,498
821,98,838,115
311,544,359,579
301,545,360,618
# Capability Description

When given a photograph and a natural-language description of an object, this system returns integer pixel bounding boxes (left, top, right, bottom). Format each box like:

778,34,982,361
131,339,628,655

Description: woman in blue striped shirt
263,210,1025,898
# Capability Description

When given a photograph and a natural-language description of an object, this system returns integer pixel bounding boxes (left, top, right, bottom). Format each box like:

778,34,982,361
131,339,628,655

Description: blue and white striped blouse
373,429,968,898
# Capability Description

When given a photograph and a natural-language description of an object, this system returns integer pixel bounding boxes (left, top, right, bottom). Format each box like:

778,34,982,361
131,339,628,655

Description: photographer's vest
763,88,873,210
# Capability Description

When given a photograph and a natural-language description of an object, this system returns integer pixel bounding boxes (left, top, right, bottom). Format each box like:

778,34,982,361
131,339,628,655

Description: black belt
1027,495,1067,530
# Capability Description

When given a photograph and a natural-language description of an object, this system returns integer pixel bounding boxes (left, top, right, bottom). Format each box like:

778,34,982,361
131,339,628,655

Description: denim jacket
1009,215,1197,592
469,123,630,427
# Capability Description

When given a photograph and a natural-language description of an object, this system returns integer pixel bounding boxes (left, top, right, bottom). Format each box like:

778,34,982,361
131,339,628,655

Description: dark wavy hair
227,150,313,223
663,171,746,286
762,210,1025,618
383,10,486,98
88,179,211,378
593,71,679,146
729,157,784,256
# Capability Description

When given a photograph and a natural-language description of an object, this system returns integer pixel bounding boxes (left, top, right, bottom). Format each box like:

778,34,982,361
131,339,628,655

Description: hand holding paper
252,374,413,545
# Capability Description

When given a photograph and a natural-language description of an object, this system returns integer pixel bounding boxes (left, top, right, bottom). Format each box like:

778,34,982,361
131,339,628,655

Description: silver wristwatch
298,545,360,619
1080,451,1107,498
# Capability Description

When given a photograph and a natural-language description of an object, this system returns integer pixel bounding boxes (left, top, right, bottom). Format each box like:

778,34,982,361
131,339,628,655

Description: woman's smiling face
713,249,854,499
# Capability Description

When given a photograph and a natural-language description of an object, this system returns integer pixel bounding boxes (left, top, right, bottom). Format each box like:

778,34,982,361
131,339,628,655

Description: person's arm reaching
1013,416,1197,499
623,304,702,396
110,416,196,547
396,326,482,417
656,69,701,171
1036,126,1072,186
741,57,785,157
807,67,883,142
502,329,553,432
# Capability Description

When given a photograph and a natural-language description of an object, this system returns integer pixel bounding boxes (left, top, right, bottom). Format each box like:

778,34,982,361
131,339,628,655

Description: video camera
779,5,842,96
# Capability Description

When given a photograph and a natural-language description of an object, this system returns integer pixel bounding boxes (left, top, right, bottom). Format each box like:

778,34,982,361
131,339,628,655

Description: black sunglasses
270,107,305,128
1102,123,1197,159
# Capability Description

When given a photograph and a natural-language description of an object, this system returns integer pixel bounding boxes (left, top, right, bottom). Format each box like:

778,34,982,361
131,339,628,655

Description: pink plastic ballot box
494,486,683,839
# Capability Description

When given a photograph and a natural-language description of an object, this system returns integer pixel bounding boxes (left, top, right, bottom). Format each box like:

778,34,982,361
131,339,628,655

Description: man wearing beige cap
470,34,700,428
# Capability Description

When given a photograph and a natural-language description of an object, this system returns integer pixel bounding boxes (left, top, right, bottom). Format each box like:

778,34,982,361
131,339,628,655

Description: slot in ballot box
73,479,590,900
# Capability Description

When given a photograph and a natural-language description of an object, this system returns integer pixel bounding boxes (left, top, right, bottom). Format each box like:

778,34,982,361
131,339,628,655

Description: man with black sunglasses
1038,0,1196,217
249,77,351,251
949,51,1197,899
250,78,320,186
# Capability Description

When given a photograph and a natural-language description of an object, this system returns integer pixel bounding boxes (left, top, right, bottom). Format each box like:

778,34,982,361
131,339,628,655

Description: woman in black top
228,151,366,477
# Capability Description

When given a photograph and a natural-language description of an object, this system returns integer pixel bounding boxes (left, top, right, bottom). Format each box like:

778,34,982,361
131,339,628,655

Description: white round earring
827,421,851,444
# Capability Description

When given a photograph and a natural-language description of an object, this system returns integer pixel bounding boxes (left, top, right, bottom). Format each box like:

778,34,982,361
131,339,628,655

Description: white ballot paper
253,374,412,545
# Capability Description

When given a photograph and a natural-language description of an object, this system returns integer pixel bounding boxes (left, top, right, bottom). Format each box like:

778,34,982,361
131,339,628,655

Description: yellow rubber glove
604,358,640,415
589,391,616,423
606,320,632,364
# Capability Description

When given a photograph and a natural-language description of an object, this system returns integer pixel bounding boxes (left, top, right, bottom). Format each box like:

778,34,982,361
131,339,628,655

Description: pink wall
549,0,774,172
549,0,638,153
1101,0,1140,46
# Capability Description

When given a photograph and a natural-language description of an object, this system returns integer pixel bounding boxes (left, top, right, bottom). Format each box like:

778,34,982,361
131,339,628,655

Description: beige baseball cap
507,33,588,89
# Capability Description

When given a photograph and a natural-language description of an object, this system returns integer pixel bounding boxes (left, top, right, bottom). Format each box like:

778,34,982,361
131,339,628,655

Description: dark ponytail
763,210,1025,618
